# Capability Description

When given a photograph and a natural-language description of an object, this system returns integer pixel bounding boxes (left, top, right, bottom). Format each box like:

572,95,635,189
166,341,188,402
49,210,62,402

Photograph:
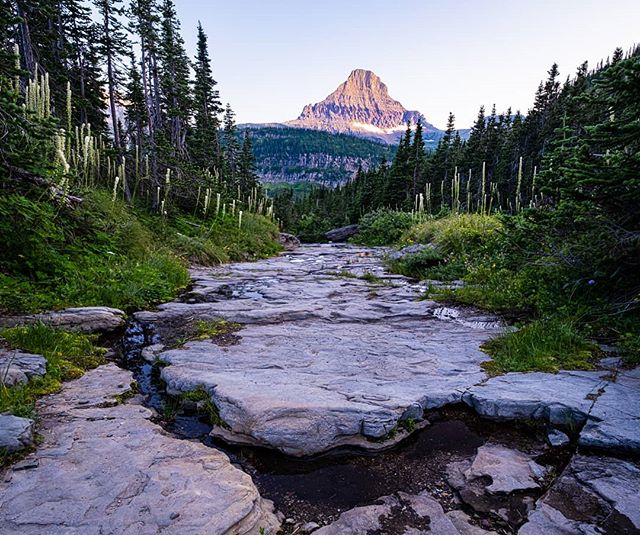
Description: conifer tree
94,0,128,151
222,103,240,184
159,0,191,156
191,21,222,169
238,131,259,197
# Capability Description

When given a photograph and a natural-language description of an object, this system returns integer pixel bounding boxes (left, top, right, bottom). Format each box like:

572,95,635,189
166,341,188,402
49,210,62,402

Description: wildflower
588,279,596,286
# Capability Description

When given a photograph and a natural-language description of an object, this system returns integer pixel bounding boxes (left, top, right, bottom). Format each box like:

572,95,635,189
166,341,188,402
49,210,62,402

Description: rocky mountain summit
287,69,442,143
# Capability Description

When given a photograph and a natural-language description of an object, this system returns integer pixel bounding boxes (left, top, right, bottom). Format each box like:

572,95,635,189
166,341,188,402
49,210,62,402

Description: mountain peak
287,69,439,143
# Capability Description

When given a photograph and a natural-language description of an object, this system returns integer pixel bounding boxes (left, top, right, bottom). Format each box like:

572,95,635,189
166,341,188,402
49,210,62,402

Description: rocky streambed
1,244,639,534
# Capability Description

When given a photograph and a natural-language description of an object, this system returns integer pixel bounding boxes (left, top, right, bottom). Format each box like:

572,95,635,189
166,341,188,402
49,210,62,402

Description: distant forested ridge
239,126,396,185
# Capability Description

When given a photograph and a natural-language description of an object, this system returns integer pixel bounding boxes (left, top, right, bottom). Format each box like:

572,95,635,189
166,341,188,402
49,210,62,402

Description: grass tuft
0,323,106,417
481,318,599,374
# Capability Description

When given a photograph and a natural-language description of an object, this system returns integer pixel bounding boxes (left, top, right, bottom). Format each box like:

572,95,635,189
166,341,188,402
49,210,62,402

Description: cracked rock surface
0,306,126,334
0,363,279,535
518,455,640,534
137,245,502,456
136,244,639,456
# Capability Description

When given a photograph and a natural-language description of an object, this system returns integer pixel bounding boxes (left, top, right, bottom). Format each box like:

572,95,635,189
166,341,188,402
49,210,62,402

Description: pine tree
191,21,222,169
94,0,129,151
124,51,147,150
222,103,240,184
238,131,259,198
410,120,425,197
159,0,191,156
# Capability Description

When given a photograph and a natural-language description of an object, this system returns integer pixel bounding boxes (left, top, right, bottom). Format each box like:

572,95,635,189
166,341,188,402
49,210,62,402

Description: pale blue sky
175,0,639,129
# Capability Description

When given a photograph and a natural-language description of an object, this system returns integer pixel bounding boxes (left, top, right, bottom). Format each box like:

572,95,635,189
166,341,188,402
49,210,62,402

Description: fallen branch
4,166,84,206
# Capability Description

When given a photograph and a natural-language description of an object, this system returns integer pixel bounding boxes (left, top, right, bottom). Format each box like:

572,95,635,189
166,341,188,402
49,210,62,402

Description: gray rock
301,521,320,533
464,444,546,494
387,243,430,261
447,445,543,525
325,224,358,242
279,232,301,250
579,367,640,453
138,245,501,456
0,364,280,535
463,370,608,428
0,415,34,453
519,455,640,534
0,306,126,334
140,343,165,363
547,429,570,447
314,492,494,534
0,350,46,386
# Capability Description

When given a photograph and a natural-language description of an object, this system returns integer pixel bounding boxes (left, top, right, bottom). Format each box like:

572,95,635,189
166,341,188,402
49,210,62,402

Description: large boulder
325,224,358,242
0,414,34,453
279,232,301,250
0,350,47,387
0,307,126,334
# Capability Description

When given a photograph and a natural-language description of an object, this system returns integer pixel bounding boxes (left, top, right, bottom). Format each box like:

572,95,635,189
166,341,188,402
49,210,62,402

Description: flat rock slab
314,491,496,535
0,364,279,535
464,444,546,494
579,367,640,452
0,414,34,453
519,455,640,534
0,306,126,333
139,245,502,456
463,370,608,428
0,349,47,386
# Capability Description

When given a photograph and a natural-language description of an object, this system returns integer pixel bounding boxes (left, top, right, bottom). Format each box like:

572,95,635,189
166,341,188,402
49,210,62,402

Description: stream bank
2,244,639,534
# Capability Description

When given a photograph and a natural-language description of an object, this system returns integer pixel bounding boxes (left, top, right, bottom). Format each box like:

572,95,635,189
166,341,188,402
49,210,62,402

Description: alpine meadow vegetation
0,0,281,315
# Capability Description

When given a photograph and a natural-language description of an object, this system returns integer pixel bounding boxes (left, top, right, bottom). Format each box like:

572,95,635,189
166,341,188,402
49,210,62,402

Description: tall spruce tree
94,0,128,151
191,21,221,169
159,0,191,156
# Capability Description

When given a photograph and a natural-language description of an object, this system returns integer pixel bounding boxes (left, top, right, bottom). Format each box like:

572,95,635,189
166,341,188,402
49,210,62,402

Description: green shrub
354,210,413,246
481,318,598,374
400,213,503,256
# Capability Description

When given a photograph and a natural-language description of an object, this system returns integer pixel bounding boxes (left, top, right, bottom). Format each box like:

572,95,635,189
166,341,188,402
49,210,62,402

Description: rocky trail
1,244,639,534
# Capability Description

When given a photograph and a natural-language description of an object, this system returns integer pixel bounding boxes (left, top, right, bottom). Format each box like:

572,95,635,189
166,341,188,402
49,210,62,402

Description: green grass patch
0,323,106,417
194,319,242,340
178,385,226,427
353,209,414,246
480,318,599,374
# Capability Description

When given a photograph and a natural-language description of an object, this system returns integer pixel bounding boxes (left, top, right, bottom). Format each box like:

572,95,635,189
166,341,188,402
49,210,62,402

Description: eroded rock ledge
0,364,279,535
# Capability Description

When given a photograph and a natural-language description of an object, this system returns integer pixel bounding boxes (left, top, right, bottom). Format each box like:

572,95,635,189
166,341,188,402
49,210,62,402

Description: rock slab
314,491,495,535
0,306,126,334
519,455,640,534
0,349,47,386
0,415,34,453
0,364,279,535
465,444,546,494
